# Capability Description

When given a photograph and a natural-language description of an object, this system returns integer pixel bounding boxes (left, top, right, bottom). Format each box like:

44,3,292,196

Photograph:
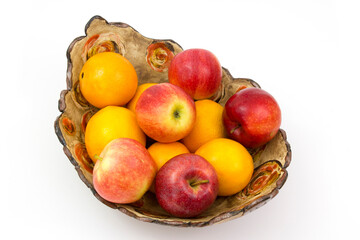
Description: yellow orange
126,83,157,113
182,100,227,152
79,52,138,108
147,142,190,170
195,138,254,196
85,106,146,163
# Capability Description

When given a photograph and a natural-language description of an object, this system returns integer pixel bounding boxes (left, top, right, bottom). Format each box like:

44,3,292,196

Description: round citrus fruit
85,106,146,163
195,138,254,196
147,142,189,171
182,99,227,152
79,52,138,108
126,83,157,113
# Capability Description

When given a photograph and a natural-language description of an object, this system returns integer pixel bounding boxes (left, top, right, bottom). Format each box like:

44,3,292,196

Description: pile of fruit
79,49,281,218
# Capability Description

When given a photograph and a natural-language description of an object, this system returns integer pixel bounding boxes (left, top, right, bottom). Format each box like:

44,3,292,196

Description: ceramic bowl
54,15,291,227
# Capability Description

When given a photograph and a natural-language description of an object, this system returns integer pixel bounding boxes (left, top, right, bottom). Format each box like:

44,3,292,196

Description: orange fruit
147,142,190,171
195,138,254,196
79,52,138,108
126,83,157,113
85,106,146,163
182,100,227,152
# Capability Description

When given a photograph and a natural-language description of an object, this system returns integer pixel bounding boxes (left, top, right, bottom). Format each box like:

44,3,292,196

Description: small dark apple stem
94,154,103,162
190,179,209,187
230,124,241,134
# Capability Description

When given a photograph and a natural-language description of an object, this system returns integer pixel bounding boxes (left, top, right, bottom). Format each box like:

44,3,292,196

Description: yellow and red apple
93,138,157,204
135,83,196,143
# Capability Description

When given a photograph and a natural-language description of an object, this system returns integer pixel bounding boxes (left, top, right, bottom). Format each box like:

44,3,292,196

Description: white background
1,0,359,239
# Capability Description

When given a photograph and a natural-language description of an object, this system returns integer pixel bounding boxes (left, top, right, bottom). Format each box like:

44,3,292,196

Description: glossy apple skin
135,83,196,143
168,49,222,100
155,153,218,218
93,138,157,204
223,88,281,148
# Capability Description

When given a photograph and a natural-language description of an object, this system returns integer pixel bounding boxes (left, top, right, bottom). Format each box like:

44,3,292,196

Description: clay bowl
54,15,292,227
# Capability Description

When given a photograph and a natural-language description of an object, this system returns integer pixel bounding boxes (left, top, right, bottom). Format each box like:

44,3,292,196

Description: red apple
93,138,157,204
135,83,196,143
168,49,222,100
155,153,218,218
223,88,281,148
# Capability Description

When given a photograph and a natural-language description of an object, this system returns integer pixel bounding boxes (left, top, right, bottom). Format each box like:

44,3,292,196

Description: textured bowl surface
54,15,292,227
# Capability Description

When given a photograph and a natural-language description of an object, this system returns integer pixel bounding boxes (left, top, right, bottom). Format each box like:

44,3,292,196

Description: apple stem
230,124,241,134
190,179,209,187
94,154,103,162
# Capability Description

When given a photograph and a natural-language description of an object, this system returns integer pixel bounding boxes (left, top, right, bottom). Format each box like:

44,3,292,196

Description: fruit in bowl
155,153,218,218
79,52,138,109
93,138,157,204
55,15,291,227
147,142,190,171
223,87,282,148
155,153,219,218
135,83,196,143
181,99,227,153
195,138,254,196
84,106,146,163
168,48,222,100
